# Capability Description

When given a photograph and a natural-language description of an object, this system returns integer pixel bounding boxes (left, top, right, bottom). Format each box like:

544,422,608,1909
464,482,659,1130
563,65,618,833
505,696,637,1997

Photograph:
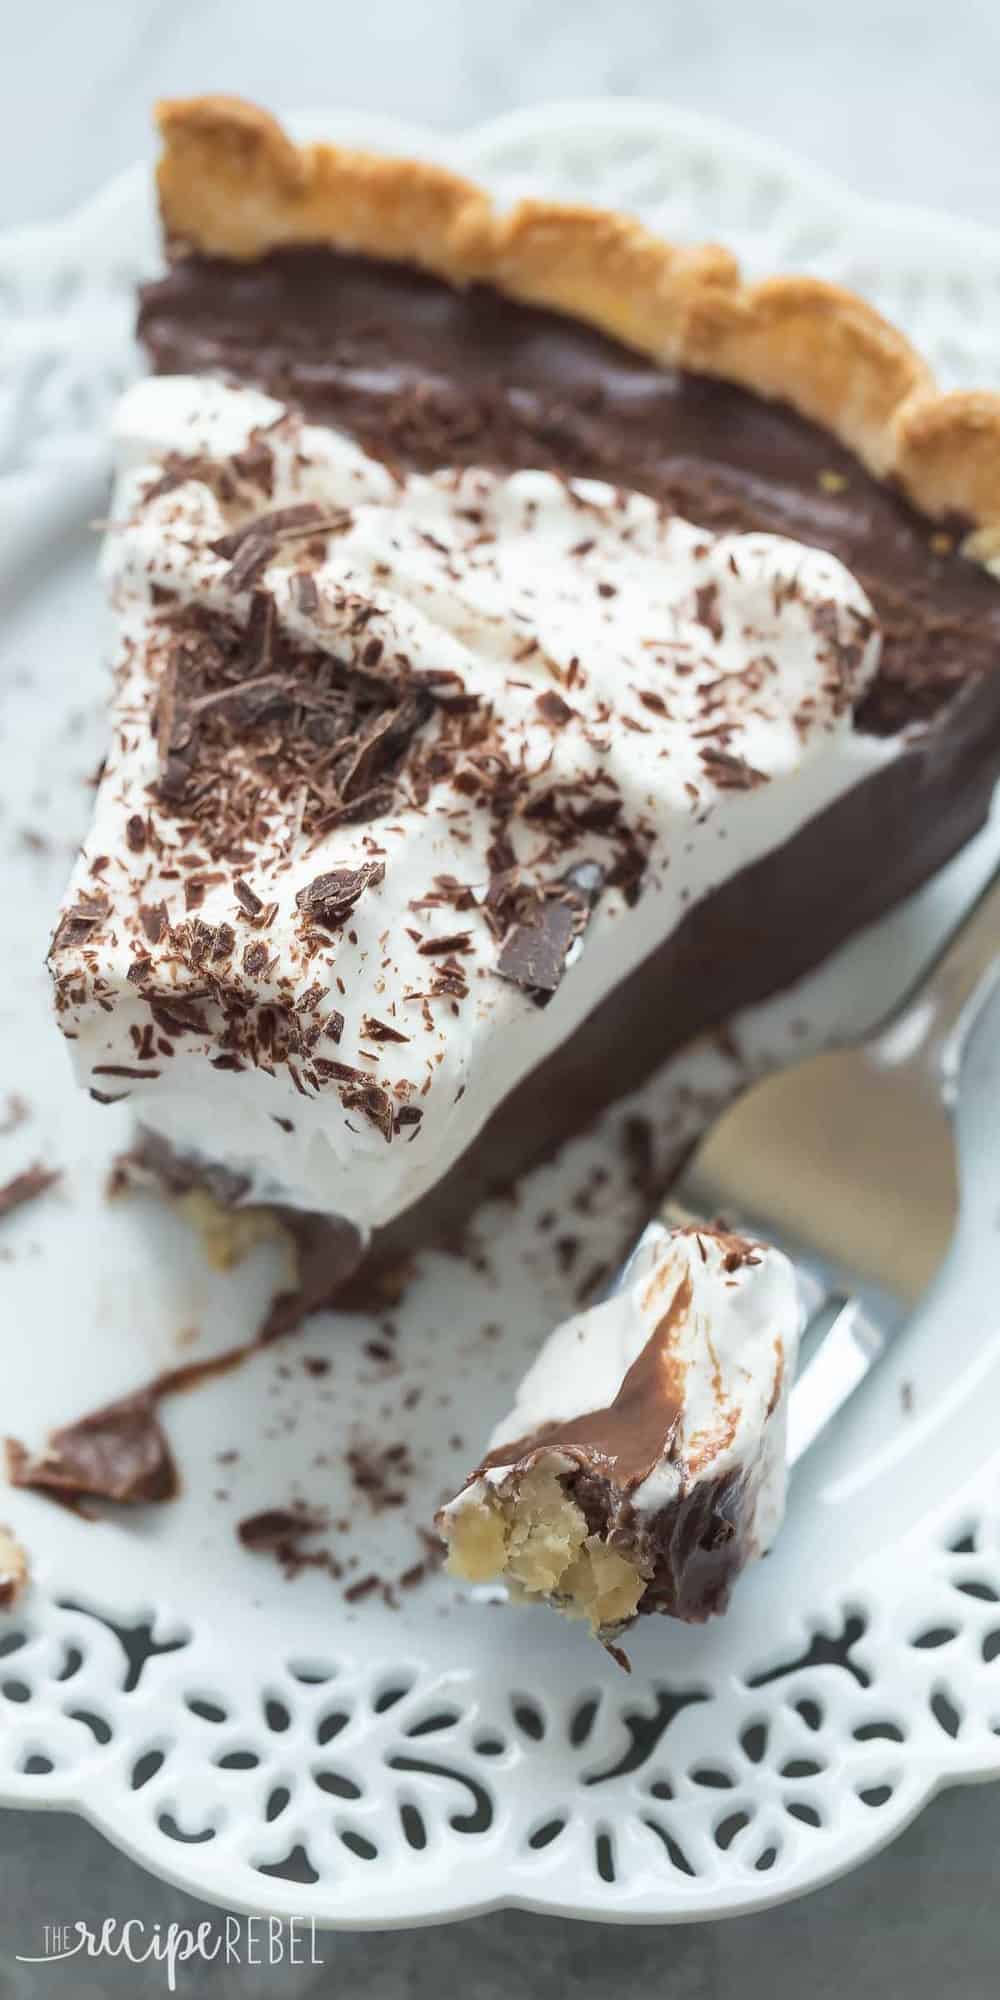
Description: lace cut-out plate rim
1,99,999,1930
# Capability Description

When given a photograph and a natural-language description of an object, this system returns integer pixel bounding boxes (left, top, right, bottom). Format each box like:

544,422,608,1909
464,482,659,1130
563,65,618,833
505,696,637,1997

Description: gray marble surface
5,0,1000,231
3,0,1000,1990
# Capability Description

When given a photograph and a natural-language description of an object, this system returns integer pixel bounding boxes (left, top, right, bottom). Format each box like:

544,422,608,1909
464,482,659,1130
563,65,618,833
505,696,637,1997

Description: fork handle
872,869,1000,1106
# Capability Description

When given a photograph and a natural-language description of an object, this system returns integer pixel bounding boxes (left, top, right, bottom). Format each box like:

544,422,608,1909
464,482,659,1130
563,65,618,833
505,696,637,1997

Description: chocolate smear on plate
6,1342,254,1513
7,1390,178,1508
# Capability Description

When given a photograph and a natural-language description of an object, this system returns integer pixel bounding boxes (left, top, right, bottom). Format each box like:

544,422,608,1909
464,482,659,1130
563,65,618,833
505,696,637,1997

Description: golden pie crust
155,95,1000,558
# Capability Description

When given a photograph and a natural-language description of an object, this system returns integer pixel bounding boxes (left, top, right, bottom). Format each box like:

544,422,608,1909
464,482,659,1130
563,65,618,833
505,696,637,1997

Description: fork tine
786,1298,886,1468
664,1187,907,1337
607,1202,893,1474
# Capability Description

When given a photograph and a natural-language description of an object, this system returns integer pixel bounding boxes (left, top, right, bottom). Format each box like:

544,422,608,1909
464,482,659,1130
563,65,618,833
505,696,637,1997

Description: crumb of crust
0,1523,29,1608
0,1094,30,1135
173,1186,294,1275
106,1160,294,1280
441,1460,645,1634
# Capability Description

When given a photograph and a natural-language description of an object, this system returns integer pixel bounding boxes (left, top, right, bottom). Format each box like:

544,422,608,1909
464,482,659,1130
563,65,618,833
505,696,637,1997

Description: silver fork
615,870,1000,1465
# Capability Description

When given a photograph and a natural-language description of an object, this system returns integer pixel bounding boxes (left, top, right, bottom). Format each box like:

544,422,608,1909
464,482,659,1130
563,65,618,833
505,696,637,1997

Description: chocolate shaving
238,1506,325,1551
343,1573,381,1603
535,690,575,727
0,1163,60,1222
212,503,352,589
336,691,431,802
416,931,474,957
221,534,275,593
234,877,264,918
237,1503,342,1582
211,503,345,560
148,995,209,1038
245,587,277,672
231,439,275,497
699,746,767,790
50,892,109,954
292,570,319,616
139,901,168,944
136,597,451,860
154,650,197,801
693,580,724,642
604,1640,632,1673
242,940,269,976
361,1015,410,1043
295,859,385,930
92,1064,162,1080
338,1077,395,1143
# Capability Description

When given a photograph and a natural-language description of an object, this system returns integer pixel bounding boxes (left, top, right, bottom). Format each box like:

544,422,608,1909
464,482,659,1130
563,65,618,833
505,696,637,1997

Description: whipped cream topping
49,375,885,1227
443,1223,802,1546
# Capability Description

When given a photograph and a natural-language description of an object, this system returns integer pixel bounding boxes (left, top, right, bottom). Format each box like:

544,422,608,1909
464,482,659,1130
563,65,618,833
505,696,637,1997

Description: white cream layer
51,375,887,1228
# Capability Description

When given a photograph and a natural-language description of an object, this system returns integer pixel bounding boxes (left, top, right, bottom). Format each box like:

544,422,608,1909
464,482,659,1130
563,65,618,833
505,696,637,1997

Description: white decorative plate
1,102,999,1929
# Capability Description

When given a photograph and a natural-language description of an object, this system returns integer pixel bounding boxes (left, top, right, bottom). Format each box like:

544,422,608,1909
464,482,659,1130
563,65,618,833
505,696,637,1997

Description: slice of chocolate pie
438,1221,801,1640
48,98,1000,1316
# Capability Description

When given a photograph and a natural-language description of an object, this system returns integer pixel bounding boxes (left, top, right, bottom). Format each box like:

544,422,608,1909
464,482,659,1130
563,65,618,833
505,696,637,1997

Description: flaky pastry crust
155,96,1000,550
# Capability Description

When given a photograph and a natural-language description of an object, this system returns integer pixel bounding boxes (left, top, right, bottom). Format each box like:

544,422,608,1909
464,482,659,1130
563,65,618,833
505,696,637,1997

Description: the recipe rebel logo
16,1916,324,1989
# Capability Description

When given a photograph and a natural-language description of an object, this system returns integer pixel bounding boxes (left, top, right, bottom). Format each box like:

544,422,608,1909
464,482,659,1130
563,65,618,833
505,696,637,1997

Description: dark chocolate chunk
497,900,578,998
496,864,600,1003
